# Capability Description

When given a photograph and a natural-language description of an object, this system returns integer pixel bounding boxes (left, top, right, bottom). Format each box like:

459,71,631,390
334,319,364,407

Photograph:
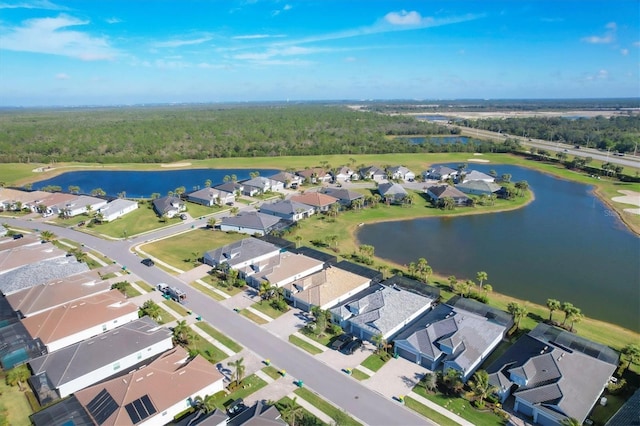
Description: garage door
396,347,418,363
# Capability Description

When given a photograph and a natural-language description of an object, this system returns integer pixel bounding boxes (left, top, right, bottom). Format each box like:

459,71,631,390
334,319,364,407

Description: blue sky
0,0,638,106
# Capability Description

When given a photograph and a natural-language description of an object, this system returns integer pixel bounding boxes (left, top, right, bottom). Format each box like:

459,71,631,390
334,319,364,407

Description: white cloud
153,36,212,48
55,72,69,79
271,3,292,17
384,10,424,26
634,41,640,47
344,56,357,62
582,22,616,44
597,69,608,79
0,0,68,10
621,48,628,56
233,34,285,40
105,17,122,24
0,14,118,60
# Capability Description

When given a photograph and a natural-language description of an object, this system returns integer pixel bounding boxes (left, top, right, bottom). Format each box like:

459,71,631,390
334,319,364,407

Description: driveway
263,308,312,338
365,356,430,399
220,287,260,310
177,264,211,284
317,341,375,373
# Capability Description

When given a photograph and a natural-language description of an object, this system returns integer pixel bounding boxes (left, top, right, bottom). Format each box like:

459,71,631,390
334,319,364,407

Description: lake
399,136,472,145
357,164,640,331
32,168,279,198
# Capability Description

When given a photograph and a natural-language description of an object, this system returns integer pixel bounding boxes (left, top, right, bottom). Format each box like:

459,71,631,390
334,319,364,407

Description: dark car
226,398,247,418
330,333,353,351
141,258,155,267
12,233,24,240
342,338,363,355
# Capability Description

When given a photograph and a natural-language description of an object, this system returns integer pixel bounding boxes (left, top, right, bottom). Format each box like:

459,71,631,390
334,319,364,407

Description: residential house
97,199,139,222
459,170,495,183
387,166,415,182
70,346,224,426
291,192,339,213
51,195,108,218
204,237,281,271
0,188,51,212
320,187,364,208
284,265,372,312
424,165,458,181
268,171,304,188
455,180,502,196
243,251,324,288
296,168,331,184
187,187,235,207
0,320,47,369
332,166,356,182
227,400,287,426
6,269,111,318
393,298,513,380
28,317,173,404
215,181,244,195
605,387,640,426
330,284,435,342
21,289,139,352
240,176,284,196
37,192,78,216
152,196,186,218
425,185,471,206
0,241,67,278
487,323,619,426
359,165,387,182
0,255,90,296
377,182,409,204
219,211,282,236
259,200,314,222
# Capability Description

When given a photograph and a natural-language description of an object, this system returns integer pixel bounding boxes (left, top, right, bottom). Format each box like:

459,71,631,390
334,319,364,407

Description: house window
113,362,120,371
102,324,107,332
137,352,142,360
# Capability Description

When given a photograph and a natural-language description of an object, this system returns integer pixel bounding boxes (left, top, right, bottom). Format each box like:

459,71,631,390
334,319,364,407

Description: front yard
412,386,506,426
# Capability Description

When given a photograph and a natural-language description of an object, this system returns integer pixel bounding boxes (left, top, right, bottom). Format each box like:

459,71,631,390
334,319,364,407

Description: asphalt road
7,217,432,426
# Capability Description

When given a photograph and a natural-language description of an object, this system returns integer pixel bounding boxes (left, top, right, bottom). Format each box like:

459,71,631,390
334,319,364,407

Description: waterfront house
425,184,471,206
269,171,304,188
241,176,284,196
0,320,47,369
219,211,282,236
215,181,245,195
459,170,495,183
377,182,409,204
187,187,235,206
320,187,365,208
291,192,340,213
0,188,51,212
296,167,332,184
204,237,281,270
51,195,107,218
97,199,139,222
259,199,315,222
455,180,502,196
152,196,186,218
424,165,458,181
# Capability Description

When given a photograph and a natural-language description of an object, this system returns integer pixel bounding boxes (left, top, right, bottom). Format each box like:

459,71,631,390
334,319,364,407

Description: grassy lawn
184,201,224,219
194,322,243,353
154,307,176,325
112,281,141,298
140,229,245,271
163,299,190,317
211,374,268,410
190,280,226,301
135,280,154,292
588,392,627,425
360,354,389,372
201,274,245,296
239,309,269,325
404,396,459,426
299,327,340,347
289,334,323,355
412,386,505,426
86,203,179,238
262,365,282,380
350,368,370,381
294,387,362,426
0,371,32,426
186,336,229,364
250,300,289,319
276,397,326,426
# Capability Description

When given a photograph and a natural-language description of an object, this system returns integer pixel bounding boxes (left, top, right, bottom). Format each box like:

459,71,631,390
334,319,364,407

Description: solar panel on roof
125,394,157,424
86,388,118,425
125,403,141,424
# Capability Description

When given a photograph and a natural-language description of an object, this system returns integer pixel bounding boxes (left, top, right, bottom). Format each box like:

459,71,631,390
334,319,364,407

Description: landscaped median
288,334,324,355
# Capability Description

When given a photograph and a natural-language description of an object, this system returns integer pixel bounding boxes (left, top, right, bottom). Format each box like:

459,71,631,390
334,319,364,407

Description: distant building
152,196,186,218
97,199,139,222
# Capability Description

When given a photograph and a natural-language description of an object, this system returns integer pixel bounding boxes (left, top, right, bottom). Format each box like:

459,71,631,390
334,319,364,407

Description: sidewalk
195,278,230,299
291,332,328,353
287,392,333,424
245,306,273,323
190,323,237,357
407,391,475,426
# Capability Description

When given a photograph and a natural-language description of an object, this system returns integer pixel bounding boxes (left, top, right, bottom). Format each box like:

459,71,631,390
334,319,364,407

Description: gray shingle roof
204,237,280,268
260,200,313,216
426,184,470,200
378,183,408,197
320,188,364,202
152,196,183,215
0,258,89,295
455,180,502,193
220,211,281,231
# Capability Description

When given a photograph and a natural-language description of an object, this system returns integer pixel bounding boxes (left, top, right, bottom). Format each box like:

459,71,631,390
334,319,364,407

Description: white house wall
57,337,174,398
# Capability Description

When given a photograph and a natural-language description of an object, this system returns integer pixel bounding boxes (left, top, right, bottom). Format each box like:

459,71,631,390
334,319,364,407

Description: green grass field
189,280,226,301
86,204,178,238
289,334,324,355
350,368,370,381
211,374,268,410
404,396,460,426
250,300,289,319
239,309,269,325
162,299,190,317
194,322,243,353
201,274,245,296
360,354,389,372
0,371,32,426
294,387,362,426
412,386,505,426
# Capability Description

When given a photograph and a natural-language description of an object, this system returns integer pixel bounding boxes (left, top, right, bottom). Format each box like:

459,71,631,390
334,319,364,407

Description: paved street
5,217,433,426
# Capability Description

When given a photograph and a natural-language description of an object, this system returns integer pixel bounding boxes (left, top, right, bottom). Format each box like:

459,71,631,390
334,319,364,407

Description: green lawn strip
588,392,627,425
294,388,362,426
276,397,326,426
86,203,176,238
154,307,177,325
404,396,459,426
350,369,370,381
478,340,513,370
211,374,268,410
184,202,223,219
135,280,154,292
140,229,245,272
162,299,190,317
250,301,288,319
239,309,269,325
186,338,229,365
194,322,243,352
288,334,323,355
412,387,504,426
116,282,141,298
0,371,32,426
360,354,388,372
262,365,282,380
201,274,244,296
190,280,225,301
299,328,339,347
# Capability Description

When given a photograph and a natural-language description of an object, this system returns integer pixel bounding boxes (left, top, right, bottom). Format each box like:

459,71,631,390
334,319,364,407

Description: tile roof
74,346,224,426
246,252,324,285
287,266,371,308
291,192,339,207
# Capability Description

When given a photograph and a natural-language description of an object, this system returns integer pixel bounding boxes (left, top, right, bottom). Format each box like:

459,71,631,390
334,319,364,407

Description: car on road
141,258,155,267
342,338,363,355
330,333,354,350
12,233,24,240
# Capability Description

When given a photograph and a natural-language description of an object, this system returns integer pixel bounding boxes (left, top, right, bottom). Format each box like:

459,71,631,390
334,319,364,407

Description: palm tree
560,418,581,426
91,188,106,196
193,394,216,414
441,368,463,395
567,309,583,332
207,217,217,228
447,275,458,291
331,410,350,426
258,281,273,303
68,248,88,263
546,299,561,322
326,234,338,249
561,302,575,326
482,284,493,296
205,179,212,187
420,372,438,393
476,271,488,287
172,320,195,346
40,230,56,242
294,235,303,248
515,180,529,197
281,397,304,426
507,302,528,330
468,370,497,406
378,264,389,280
140,299,162,322
230,207,240,216
228,357,246,386
329,203,340,218
6,364,30,391
372,333,387,355
620,343,640,372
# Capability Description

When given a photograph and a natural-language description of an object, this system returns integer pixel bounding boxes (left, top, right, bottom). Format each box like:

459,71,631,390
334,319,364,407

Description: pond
357,164,640,331
32,168,279,198
398,136,472,145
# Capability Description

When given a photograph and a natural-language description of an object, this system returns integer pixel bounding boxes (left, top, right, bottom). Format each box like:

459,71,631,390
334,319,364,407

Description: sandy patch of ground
468,159,490,163
160,162,192,168
612,190,640,215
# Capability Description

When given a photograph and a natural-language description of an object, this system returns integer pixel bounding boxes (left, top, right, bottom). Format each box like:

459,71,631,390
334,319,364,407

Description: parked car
12,233,24,240
342,338,363,355
226,398,247,418
180,213,187,220
141,258,155,267
330,333,354,351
